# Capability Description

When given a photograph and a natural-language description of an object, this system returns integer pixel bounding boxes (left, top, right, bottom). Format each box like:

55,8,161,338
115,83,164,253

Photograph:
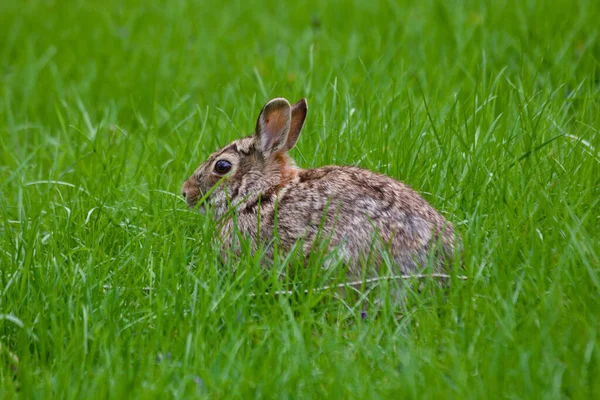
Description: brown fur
182,98,459,279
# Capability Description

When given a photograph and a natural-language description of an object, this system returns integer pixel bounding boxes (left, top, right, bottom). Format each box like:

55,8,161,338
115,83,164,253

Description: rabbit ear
285,98,307,151
255,98,292,157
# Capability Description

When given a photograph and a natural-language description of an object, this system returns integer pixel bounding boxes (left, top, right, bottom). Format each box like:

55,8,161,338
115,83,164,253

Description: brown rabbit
182,97,458,278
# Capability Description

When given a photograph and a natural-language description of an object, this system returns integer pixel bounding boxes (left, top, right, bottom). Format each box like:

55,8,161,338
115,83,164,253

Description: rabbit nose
182,190,187,199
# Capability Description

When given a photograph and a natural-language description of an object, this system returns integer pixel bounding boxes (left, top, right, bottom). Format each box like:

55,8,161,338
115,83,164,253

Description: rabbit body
182,98,457,277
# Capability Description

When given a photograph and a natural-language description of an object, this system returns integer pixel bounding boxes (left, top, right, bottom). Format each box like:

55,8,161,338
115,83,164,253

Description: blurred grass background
1,0,599,397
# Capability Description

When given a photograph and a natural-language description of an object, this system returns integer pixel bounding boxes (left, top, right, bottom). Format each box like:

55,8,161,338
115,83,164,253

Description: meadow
1,0,599,397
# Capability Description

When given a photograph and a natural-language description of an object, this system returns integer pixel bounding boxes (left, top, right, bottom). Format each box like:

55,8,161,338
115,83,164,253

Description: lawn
1,0,599,398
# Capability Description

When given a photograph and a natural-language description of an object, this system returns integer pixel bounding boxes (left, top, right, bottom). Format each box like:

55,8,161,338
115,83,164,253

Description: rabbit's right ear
255,98,292,158
285,98,307,151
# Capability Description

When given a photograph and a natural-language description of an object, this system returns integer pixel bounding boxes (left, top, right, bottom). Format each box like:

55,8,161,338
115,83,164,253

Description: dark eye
214,160,232,174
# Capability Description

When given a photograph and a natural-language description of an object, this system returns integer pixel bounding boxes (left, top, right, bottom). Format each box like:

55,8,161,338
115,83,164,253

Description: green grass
1,0,599,397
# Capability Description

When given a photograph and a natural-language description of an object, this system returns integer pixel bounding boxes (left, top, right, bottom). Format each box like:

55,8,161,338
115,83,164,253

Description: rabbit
181,97,459,279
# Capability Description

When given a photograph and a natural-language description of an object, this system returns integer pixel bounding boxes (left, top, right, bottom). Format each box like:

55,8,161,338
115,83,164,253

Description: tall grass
1,0,599,397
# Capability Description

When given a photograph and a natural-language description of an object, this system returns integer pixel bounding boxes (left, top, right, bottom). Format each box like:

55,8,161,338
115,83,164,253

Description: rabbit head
181,98,308,213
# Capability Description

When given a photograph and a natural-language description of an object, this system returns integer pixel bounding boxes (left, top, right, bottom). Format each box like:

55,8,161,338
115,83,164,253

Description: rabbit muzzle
181,177,202,209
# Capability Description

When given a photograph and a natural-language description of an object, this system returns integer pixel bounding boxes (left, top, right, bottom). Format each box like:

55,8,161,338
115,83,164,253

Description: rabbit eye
214,160,232,174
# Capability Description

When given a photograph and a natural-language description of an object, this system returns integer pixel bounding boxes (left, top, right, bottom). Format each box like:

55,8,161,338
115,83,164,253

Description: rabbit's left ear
285,99,307,151
255,98,292,157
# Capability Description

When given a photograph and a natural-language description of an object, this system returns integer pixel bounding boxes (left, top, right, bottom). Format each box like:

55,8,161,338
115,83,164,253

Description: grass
1,0,599,397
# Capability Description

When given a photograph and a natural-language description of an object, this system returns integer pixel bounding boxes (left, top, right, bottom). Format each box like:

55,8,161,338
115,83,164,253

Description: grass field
1,0,600,397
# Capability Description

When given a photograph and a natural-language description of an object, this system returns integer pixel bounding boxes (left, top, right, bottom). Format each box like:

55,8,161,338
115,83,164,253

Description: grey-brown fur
182,98,458,278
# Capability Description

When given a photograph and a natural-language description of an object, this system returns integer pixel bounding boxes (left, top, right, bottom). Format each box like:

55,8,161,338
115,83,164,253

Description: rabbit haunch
182,97,457,276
